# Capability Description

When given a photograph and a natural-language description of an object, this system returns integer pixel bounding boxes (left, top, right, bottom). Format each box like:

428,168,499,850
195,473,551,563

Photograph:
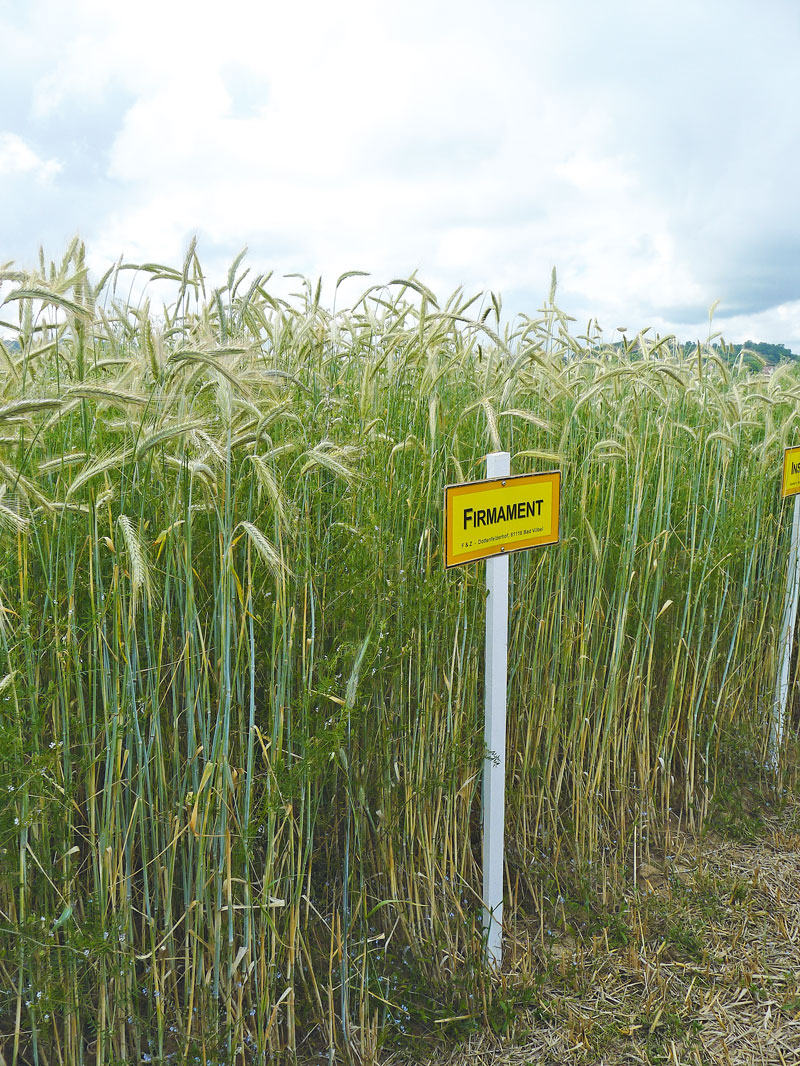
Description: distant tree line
682,339,798,369
609,337,798,371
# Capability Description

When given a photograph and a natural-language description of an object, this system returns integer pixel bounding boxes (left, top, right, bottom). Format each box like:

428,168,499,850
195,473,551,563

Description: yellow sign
783,446,800,498
444,470,560,568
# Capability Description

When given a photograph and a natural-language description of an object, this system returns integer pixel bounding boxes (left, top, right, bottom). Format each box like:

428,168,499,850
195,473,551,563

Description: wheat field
0,240,797,1063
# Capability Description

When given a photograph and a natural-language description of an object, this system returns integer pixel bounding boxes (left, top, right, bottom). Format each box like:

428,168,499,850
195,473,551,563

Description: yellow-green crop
0,241,797,1062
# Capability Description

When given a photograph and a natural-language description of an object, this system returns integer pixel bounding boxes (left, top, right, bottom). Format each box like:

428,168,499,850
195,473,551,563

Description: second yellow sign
782,446,800,498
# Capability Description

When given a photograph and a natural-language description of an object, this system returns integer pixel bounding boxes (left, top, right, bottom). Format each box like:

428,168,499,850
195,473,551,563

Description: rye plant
0,241,797,1062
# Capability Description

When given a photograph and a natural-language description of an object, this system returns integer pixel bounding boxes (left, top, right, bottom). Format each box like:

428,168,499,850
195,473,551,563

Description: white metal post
771,493,800,769
483,451,510,966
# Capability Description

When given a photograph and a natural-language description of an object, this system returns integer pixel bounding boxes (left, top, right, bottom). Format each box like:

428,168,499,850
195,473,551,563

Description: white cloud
0,133,61,184
3,0,800,350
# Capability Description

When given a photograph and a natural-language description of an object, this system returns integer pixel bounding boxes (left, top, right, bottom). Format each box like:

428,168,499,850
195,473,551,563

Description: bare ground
386,800,800,1066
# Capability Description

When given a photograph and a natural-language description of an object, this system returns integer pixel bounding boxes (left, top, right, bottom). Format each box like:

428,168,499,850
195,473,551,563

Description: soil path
389,801,800,1065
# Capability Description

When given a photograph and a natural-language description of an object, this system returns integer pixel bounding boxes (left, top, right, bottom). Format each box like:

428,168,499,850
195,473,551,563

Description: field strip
386,801,800,1066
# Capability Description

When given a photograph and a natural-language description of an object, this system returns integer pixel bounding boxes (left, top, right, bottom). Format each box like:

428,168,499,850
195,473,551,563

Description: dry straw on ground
388,800,800,1066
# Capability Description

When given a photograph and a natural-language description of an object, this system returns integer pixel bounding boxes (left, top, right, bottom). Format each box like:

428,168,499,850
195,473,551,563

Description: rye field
0,240,798,1064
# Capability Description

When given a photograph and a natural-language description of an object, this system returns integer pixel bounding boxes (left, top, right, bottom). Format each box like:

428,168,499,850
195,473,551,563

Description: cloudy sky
2,0,800,349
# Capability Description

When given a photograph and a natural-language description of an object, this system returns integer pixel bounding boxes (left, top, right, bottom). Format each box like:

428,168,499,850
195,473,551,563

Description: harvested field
389,800,800,1066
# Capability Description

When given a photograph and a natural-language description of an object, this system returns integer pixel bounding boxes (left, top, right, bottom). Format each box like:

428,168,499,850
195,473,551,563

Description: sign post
445,456,560,966
772,446,800,768
483,451,510,967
